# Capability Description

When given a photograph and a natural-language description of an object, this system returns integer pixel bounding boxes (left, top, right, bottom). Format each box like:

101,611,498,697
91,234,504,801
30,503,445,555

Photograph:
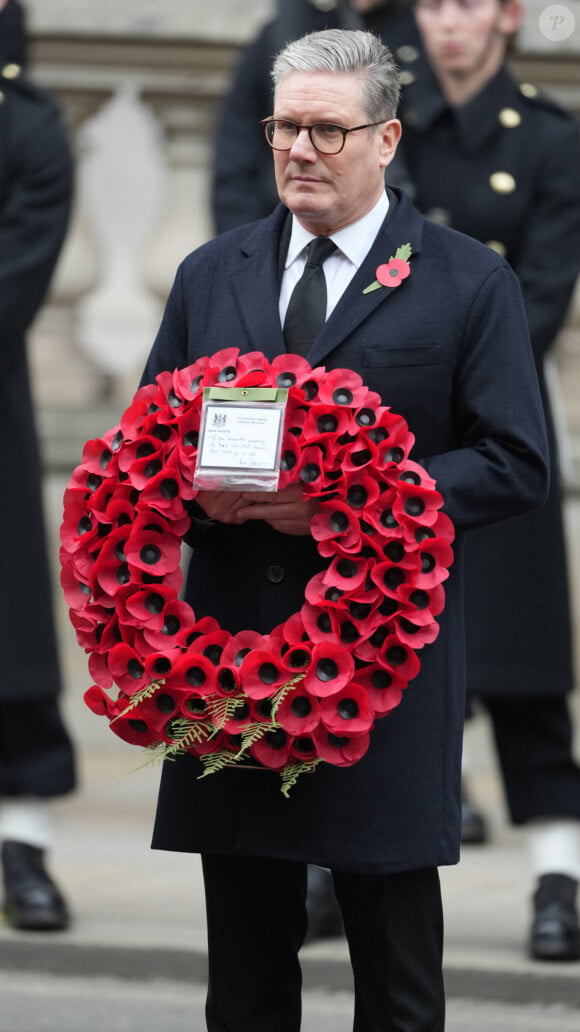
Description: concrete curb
1,939,579,1008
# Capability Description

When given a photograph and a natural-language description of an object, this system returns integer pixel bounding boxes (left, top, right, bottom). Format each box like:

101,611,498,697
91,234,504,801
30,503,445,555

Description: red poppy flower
109,712,162,749
275,688,320,735
301,603,339,646
88,651,113,690
59,499,99,555
142,600,197,650
165,652,217,696
303,642,355,698
414,537,455,588
122,584,178,629
310,500,362,555
221,630,267,668
394,614,441,648
172,358,210,400
213,664,241,699
240,650,290,700
353,664,405,717
312,727,371,766
251,729,292,769
84,685,115,718
125,515,182,577
108,643,150,694
323,555,369,593
318,681,374,734
376,258,410,288
376,634,421,681
316,368,369,409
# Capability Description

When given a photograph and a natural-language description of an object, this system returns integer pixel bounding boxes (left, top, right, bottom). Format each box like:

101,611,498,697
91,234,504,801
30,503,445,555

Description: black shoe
1,840,70,932
305,865,343,943
460,779,488,845
529,873,580,961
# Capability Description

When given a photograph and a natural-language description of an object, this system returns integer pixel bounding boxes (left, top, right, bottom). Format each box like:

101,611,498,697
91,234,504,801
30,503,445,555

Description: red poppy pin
363,243,413,294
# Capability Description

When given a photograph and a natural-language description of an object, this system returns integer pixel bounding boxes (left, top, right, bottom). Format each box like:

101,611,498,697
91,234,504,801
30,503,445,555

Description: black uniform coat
145,188,548,872
398,63,580,700
211,0,422,233
0,60,73,701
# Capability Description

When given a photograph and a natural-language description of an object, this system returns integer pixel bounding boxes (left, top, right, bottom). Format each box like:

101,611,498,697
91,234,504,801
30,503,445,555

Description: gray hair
271,29,400,123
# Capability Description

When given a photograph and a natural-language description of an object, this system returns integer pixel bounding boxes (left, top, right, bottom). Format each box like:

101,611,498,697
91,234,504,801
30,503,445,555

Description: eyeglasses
261,118,385,155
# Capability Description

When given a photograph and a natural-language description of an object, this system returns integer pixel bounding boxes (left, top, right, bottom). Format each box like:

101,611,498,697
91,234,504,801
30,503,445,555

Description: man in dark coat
0,0,76,930
212,0,424,938
211,0,422,234
142,28,548,1030
396,0,580,960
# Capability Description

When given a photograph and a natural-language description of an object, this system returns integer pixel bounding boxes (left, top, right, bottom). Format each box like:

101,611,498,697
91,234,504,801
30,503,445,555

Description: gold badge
396,45,419,63
489,172,516,194
2,63,21,79
486,240,507,256
499,107,521,128
519,82,538,99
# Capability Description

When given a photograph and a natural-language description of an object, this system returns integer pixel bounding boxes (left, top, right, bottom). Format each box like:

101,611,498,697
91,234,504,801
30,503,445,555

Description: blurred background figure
0,0,76,930
211,0,421,235
395,0,580,960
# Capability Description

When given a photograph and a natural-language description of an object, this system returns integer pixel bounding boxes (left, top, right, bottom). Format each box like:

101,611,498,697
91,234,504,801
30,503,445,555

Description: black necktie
283,237,337,356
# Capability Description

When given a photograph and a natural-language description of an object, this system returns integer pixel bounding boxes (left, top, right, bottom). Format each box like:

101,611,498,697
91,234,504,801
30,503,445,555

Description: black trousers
0,699,76,797
480,696,580,825
202,854,445,1032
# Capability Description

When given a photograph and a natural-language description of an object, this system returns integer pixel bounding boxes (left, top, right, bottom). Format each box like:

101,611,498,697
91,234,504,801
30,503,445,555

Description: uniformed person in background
211,0,422,235
395,0,580,960
0,0,76,930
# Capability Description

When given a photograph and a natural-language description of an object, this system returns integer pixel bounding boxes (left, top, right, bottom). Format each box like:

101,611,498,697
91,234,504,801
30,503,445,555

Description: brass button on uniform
499,107,521,128
266,565,284,584
489,171,516,194
399,70,416,86
426,207,451,226
520,82,538,98
396,45,419,63
1,63,21,79
486,240,507,257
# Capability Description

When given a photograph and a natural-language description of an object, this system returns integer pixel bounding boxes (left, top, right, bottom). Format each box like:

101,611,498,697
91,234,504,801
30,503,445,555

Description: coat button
520,82,538,98
489,171,516,194
498,107,521,128
2,63,21,79
486,240,507,257
266,565,284,584
396,45,419,63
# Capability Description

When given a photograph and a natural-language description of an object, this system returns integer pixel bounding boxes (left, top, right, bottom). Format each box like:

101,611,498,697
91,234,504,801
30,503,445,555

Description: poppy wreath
60,348,455,796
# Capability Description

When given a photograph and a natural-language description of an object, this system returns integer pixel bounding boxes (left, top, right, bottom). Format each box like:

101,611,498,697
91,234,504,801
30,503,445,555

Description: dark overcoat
398,63,580,700
144,189,548,872
0,61,73,702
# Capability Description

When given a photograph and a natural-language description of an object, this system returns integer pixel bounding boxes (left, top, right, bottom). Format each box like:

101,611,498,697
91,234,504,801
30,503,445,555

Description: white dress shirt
279,190,390,327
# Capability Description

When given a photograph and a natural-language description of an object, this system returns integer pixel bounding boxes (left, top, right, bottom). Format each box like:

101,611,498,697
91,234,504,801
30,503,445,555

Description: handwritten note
198,403,282,472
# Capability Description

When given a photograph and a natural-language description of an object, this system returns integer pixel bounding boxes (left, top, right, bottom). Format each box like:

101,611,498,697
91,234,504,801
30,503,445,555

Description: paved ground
1,971,579,1032
1,476,580,1018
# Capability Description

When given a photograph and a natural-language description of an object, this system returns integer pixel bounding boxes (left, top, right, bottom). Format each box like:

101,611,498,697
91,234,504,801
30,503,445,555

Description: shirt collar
285,190,390,270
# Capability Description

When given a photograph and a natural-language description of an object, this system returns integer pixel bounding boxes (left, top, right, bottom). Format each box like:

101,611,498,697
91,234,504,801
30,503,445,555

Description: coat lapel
309,190,425,368
227,191,425,369
229,207,288,362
